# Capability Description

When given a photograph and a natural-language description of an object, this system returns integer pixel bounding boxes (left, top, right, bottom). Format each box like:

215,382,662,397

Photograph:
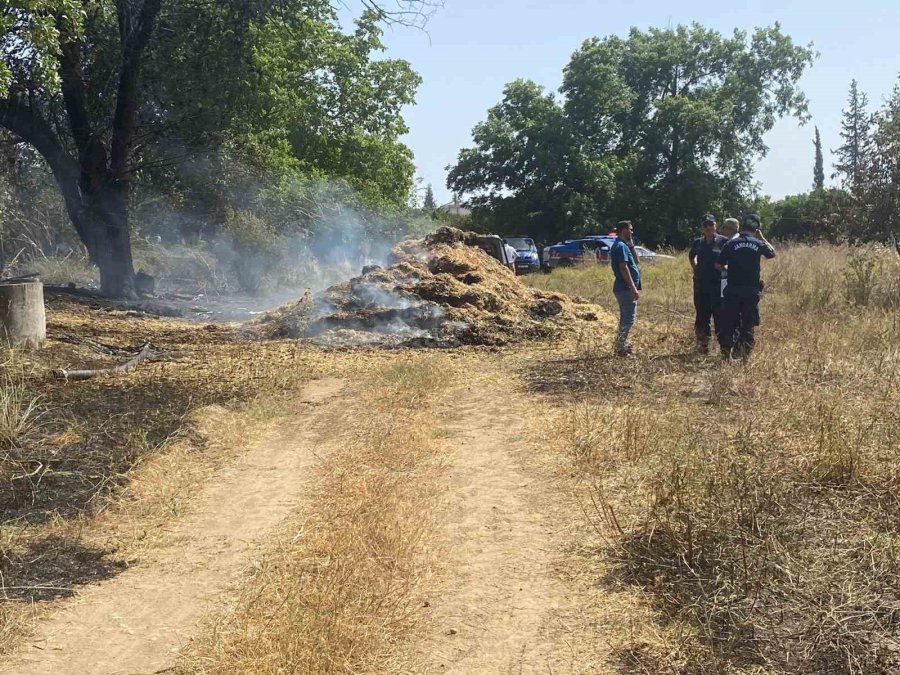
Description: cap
702,213,716,224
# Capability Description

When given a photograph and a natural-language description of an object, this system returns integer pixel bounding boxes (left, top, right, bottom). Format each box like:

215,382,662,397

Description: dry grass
528,245,900,673
0,295,341,653
0,354,42,462
181,355,452,674
9,252,97,287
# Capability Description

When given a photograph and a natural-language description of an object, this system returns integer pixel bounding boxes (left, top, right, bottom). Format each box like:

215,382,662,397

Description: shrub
844,253,878,307
215,208,284,294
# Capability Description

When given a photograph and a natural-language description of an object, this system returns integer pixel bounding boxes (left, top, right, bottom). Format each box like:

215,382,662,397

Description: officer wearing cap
688,214,728,354
715,213,776,359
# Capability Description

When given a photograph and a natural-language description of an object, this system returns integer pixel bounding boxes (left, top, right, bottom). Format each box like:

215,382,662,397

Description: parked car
545,238,612,269
633,245,674,264
504,236,541,274
583,235,618,252
474,234,507,265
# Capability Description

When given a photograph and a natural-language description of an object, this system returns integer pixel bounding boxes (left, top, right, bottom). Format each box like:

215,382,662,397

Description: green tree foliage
423,184,436,210
0,0,426,295
449,23,815,246
833,79,872,192
858,81,900,242
767,189,853,241
813,126,825,190
447,79,613,242
764,80,900,246
137,3,423,249
0,0,84,91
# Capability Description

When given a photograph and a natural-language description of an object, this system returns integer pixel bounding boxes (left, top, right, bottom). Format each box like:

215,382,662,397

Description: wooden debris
53,343,152,381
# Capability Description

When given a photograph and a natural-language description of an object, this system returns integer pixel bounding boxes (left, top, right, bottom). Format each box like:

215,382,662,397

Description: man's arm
618,261,640,299
755,229,776,258
688,242,698,274
715,243,730,272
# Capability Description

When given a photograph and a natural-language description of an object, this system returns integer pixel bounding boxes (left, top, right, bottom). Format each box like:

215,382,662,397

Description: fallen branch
0,273,40,284
11,461,44,481
53,343,152,381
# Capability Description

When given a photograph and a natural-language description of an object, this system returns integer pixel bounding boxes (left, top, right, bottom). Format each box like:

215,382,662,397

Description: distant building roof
438,199,471,217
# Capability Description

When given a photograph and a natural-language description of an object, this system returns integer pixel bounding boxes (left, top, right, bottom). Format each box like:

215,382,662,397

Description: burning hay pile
252,227,606,347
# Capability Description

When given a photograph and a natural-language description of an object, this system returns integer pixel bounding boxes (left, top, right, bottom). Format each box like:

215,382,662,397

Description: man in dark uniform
715,213,776,359
688,214,727,354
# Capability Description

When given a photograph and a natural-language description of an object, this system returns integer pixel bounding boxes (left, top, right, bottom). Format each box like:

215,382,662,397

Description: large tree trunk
53,156,136,298
47,145,136,298
0,1,162,299
83,184,136,298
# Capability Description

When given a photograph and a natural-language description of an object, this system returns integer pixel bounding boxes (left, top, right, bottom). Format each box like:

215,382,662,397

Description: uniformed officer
688,214,728,354
715,213,776,359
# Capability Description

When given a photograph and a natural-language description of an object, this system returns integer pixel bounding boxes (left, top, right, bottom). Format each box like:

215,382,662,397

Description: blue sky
342,0,899,206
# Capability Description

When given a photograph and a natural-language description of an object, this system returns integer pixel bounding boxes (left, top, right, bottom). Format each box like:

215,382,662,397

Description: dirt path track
413,371,604,674
1,378,346,675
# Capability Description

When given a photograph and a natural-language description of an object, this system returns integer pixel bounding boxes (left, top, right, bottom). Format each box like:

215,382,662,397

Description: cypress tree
813,126,825,190
423,184,436,210
833,80,872,191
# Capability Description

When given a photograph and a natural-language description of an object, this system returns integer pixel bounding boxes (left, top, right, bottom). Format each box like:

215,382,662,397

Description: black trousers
718,285,761,356
693,281,721,342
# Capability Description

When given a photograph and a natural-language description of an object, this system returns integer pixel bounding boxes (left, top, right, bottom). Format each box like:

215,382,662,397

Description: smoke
125,146,433,321
349,281,416,310
299,274,456,347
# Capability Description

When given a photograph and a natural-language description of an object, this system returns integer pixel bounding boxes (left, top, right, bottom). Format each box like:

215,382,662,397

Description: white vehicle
634,246,673,264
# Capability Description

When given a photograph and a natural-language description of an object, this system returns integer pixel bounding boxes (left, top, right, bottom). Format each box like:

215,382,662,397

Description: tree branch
0,94,87,243
0,94,77,180
348,0,442,28
57,37,93,155
110,0,163,179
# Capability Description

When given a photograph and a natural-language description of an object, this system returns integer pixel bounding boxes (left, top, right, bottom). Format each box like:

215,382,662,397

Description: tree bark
81,181,136,297
0,1,163,299
0,280,46,348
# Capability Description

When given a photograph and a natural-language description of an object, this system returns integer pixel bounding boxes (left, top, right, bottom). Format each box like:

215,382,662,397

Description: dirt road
409,369,606,674
1,359,608,674
0,378,346,675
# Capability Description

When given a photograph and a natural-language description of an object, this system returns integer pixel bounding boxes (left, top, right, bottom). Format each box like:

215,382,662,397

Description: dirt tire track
414,369,608,674
0,378,346,675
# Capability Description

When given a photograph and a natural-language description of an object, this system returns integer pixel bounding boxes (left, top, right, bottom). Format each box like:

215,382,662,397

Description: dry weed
0,357,41,457
533,245,900,673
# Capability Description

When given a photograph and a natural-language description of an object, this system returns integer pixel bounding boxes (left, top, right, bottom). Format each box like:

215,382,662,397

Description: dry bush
183,356,451,674
0,361,39,455
536,244,900,673
16,251,97,286
0,352,43,489
131,239,227,294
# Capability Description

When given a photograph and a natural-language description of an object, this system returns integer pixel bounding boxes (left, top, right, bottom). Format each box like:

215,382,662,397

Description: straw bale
254,227,610,346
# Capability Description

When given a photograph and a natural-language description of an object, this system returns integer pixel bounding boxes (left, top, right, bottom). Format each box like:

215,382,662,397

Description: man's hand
631,288,640,301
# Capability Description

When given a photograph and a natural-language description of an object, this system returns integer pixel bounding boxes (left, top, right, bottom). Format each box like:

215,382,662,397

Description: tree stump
0,280,46,349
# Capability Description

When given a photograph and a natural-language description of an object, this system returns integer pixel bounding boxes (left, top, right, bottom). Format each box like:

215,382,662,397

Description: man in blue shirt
609,220,641,356
688,214,728,354
715,213,776,359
